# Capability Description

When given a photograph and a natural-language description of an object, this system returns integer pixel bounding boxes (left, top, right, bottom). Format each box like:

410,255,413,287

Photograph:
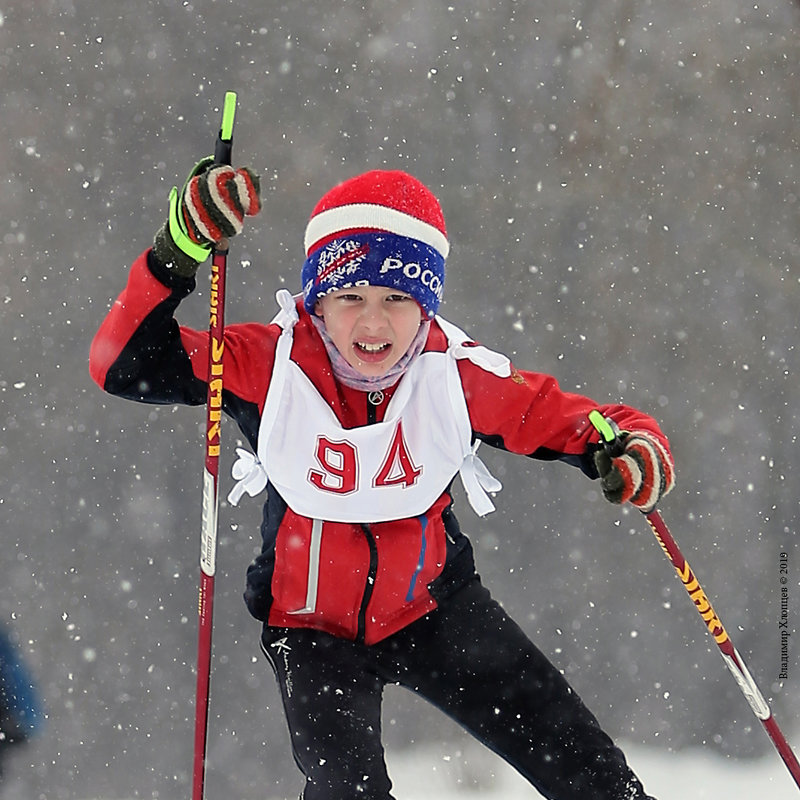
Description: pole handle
209,91,237,257
588,408,625,457
214,91,237,164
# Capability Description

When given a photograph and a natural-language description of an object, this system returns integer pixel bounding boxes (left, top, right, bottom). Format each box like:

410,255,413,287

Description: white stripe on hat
304,203,450,259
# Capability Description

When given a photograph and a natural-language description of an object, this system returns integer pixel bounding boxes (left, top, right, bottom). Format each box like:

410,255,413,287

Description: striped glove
153,157,261,277
593,431,675,512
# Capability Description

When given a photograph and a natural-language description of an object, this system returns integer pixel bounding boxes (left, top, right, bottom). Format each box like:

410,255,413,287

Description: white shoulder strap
227,290,298,506
436,316,504,516
435,316,512,378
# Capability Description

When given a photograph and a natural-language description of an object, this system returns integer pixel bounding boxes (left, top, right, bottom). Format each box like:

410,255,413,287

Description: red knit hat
301,170,448,318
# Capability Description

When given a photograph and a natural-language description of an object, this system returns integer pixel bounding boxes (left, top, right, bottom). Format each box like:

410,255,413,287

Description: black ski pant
261,577,655,800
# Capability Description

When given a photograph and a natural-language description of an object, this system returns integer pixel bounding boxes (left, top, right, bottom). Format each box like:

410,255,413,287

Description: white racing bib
228,290,505,521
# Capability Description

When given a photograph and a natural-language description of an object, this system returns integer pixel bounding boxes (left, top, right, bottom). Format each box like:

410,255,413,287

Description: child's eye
387,294,411,302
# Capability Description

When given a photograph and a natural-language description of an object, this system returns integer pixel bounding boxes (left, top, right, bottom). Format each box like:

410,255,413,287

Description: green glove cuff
166,185,212,264
152,157,217,278
166,155,216,264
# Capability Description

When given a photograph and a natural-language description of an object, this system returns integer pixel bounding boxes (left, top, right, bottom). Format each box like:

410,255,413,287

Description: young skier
90,162,674,800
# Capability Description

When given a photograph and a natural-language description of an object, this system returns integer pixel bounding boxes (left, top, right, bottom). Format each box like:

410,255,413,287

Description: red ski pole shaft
588,411,800,790
192,90,237,800
645,509,800,789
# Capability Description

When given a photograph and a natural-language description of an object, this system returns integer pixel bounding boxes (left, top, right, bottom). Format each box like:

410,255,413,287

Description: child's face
315,286,424,377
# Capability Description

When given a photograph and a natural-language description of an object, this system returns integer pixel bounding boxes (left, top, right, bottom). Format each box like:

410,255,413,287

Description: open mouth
356,341,390,354
354,341,392,363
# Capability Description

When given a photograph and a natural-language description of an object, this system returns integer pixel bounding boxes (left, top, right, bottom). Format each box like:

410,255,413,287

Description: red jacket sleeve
89,250,176,391
459,357,672,477
89,249,280,446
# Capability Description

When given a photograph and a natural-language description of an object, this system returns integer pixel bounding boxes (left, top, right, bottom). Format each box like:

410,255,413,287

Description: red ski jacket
89,249,672,644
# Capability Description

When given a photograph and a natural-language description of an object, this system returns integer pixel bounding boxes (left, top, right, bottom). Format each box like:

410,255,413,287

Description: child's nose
360,301,387,326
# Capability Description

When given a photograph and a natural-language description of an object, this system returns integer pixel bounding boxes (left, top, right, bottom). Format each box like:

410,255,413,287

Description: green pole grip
588,409,616,444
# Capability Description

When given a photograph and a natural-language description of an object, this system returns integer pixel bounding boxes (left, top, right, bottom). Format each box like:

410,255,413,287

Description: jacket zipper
356,395,381,641
357,523,379,642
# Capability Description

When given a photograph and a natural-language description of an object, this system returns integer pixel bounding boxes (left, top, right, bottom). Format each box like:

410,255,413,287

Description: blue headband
302,232,445,318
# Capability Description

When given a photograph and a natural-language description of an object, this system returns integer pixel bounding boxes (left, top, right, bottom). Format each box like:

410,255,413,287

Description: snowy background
1,0,799,797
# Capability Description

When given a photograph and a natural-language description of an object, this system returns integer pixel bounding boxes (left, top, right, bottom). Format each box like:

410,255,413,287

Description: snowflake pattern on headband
314,240,371,287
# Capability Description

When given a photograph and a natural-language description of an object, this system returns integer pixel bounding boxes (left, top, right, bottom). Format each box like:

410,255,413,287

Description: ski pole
589,410,800,790
193,90,237,800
